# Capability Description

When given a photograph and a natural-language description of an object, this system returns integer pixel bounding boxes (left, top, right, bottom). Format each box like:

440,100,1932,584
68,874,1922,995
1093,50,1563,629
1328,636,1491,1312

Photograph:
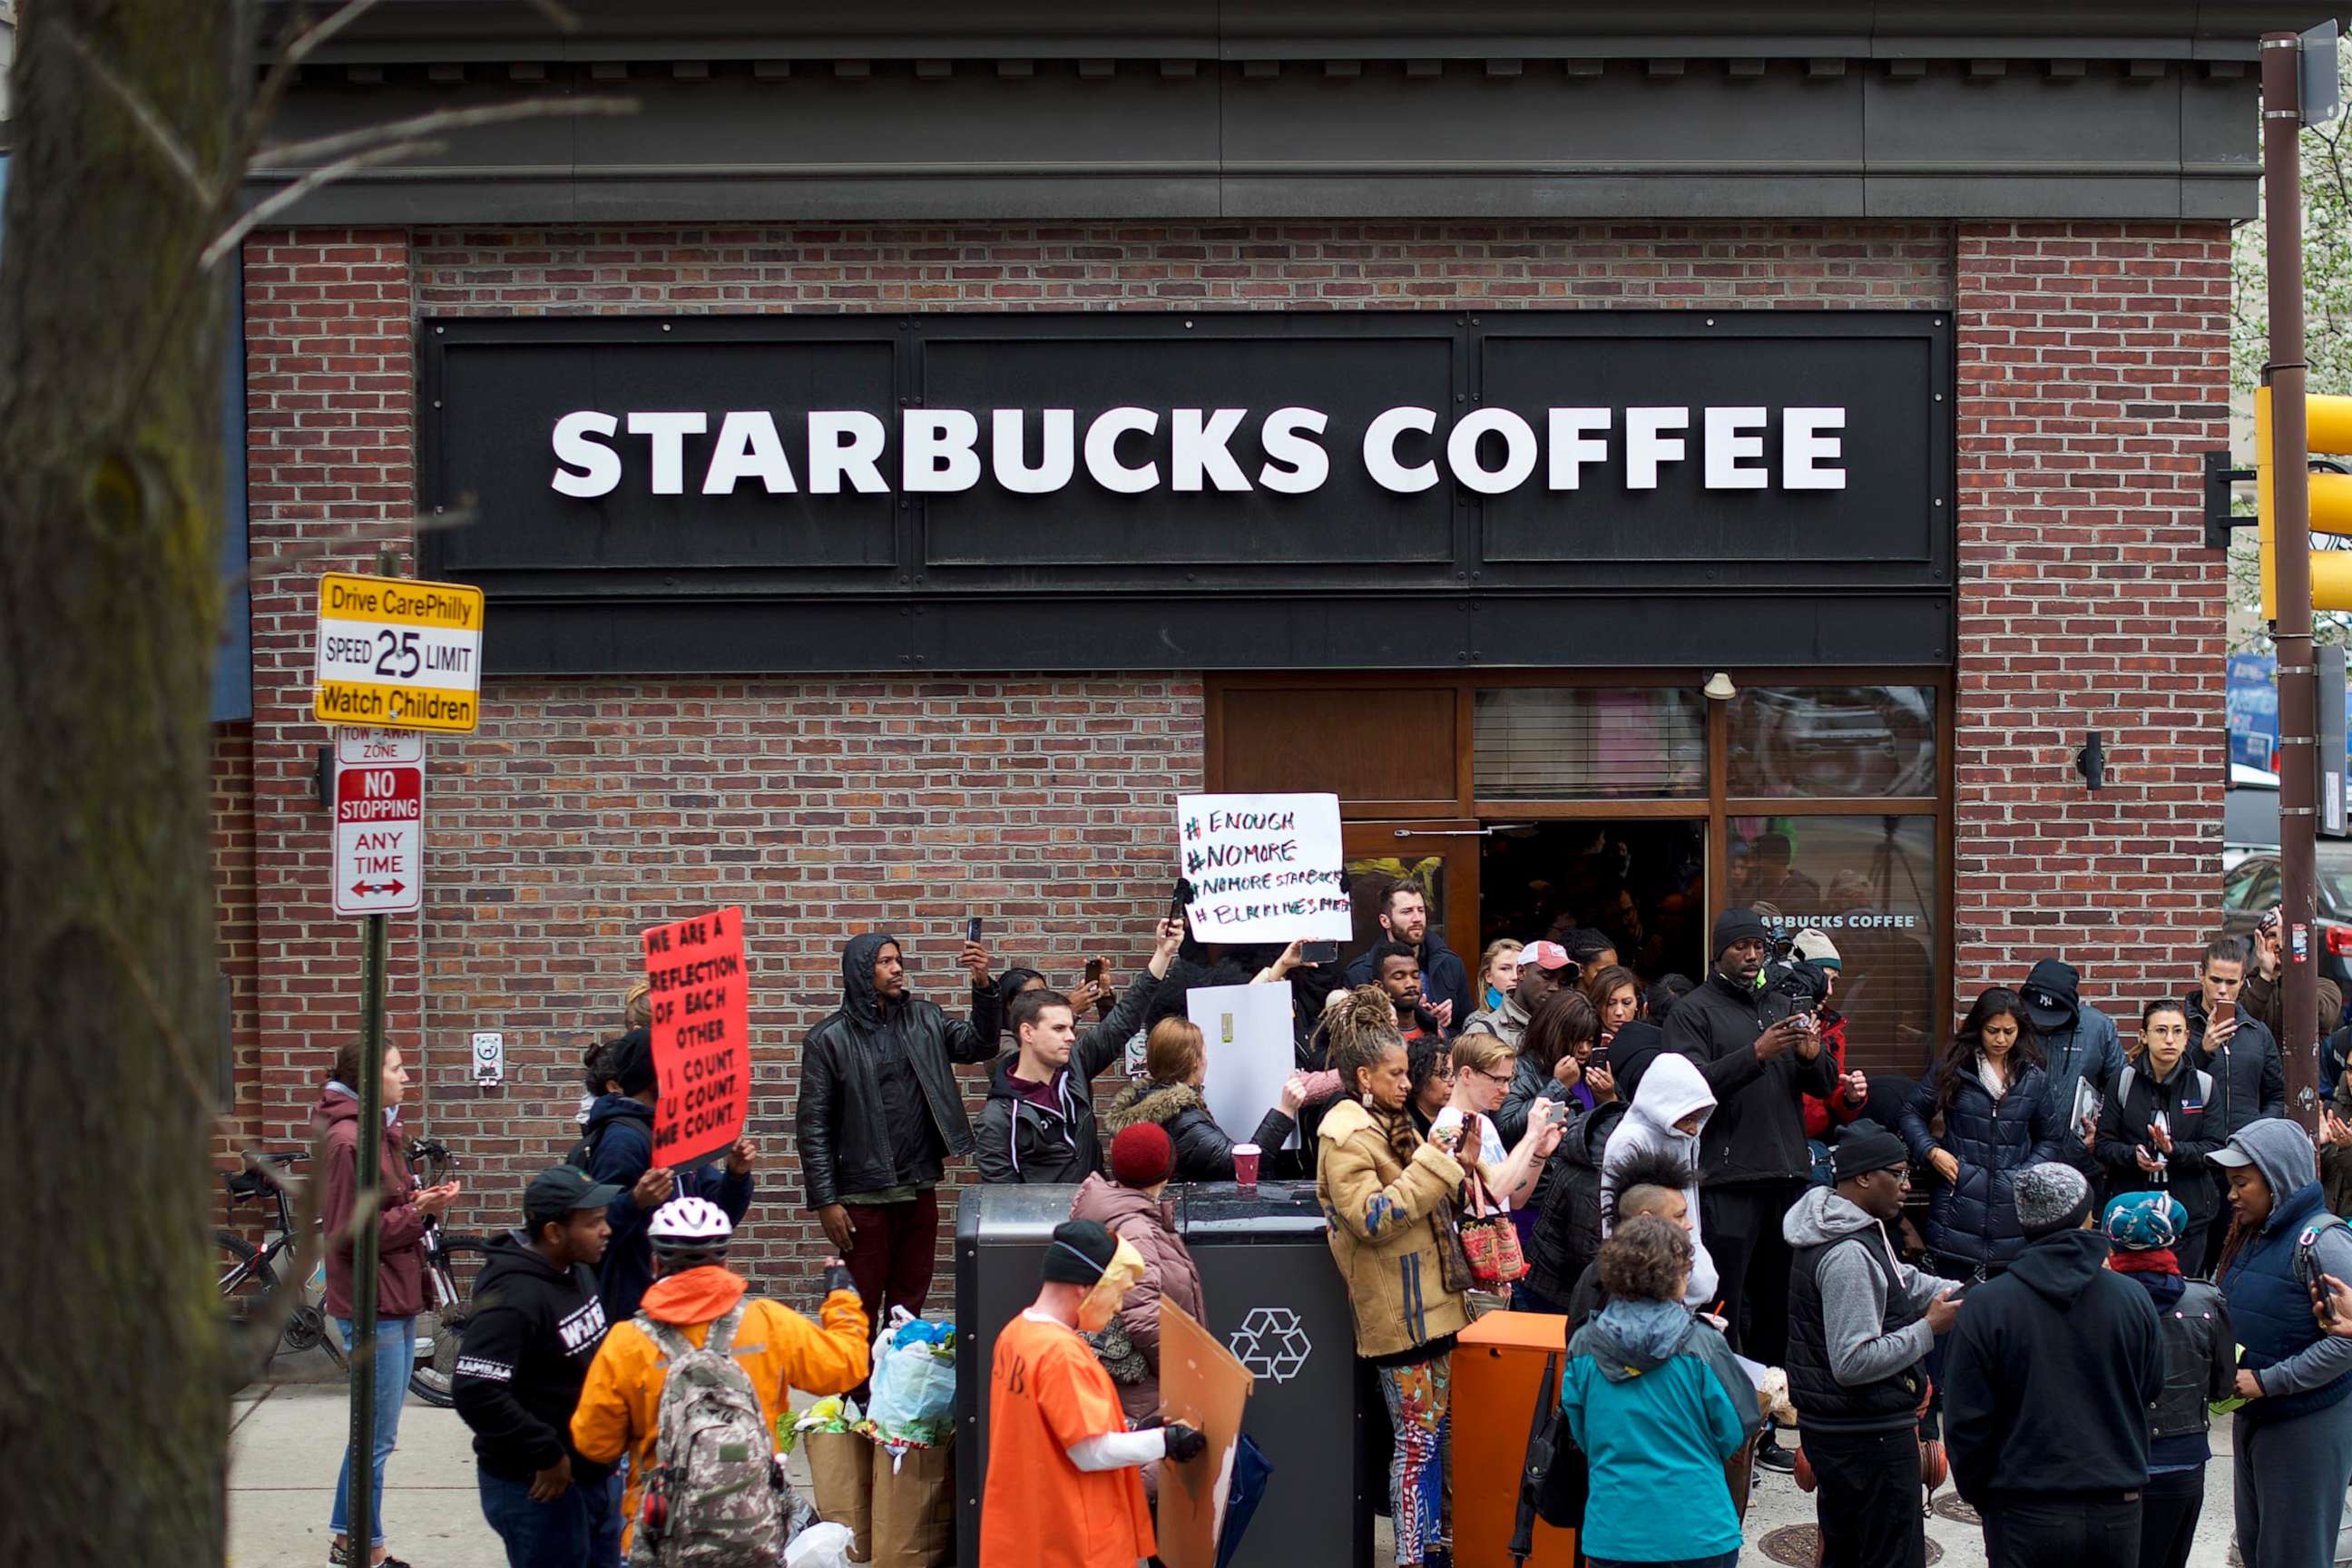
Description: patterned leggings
1377,1353,1452,1566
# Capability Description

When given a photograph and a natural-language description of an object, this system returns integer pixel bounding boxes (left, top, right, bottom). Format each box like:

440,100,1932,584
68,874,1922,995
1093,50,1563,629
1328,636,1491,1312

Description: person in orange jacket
570,1196,869,1550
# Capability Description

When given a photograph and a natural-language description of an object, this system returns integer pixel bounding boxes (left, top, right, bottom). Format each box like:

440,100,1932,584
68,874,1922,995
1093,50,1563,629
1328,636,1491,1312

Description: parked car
2220,847,2352,1026
2224,765,2279,874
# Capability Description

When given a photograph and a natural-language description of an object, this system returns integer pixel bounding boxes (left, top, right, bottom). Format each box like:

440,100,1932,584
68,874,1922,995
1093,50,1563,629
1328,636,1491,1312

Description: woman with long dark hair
1899,987,2063,1278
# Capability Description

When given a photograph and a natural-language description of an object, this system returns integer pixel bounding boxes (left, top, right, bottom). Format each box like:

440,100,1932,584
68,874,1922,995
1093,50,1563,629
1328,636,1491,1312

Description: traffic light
2256,387,2352,619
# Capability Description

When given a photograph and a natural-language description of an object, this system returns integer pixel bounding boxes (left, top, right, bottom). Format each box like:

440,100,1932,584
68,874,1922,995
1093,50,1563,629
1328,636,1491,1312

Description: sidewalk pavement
232,1381,2243,1568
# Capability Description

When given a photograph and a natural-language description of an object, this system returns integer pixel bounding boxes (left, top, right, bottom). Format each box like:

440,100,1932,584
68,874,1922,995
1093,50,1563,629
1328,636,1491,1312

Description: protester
1497,988,1598,1142
1782,1122,1964,1568
977,1218,1207,1568
1561,1146,1698,1328
1789,932,1867,1173
1522,1024,1650,1317
578,1030,754,1323
453,1167,624,1568
1583,964,1643,1047
975,920,1185,1184
2093,1001,2222,1271
1068,1125,1204,1421
1899,987,2061,1279
1566,927,1621,978
1514,939,1578,1015
2095,1191,2232,1568
2322,1068,2352,1218
1099,1016,1307,1183
574,1038,622,1131
570,1199,868,1558
2018,957,2126,1172
622,980,652,1033
2187,936,2285,1140
1558,1215,1763,1568
1344,879,1474,1032
1943,1163,2165,1568
1460,938,1525,1047
1406,1034,1455,1140
1434,1030,1564,1313
1317,985,1471,1568
1602,1035,1720,1312
2210,1118,2352,1568
318,1042,460,1568
2244,905,2347,1041
1661,905,1832,1468
1368,940,1450,1044
793,928,1002,1327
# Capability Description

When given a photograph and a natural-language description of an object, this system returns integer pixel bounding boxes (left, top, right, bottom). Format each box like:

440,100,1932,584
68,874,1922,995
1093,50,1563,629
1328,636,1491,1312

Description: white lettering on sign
548,403,1852,499
333,760,424,917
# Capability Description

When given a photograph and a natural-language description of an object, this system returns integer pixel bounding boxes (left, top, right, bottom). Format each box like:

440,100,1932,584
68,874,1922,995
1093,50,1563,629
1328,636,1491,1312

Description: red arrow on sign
350,880,407,897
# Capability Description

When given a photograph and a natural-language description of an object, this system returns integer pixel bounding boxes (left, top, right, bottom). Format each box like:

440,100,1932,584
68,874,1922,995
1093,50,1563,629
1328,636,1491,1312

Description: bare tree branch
202,140,437,270
258,93,636,173
55,24,214,203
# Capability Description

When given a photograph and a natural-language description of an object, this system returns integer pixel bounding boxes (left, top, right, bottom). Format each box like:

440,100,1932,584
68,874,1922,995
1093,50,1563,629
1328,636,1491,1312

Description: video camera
1764,956,1831,1012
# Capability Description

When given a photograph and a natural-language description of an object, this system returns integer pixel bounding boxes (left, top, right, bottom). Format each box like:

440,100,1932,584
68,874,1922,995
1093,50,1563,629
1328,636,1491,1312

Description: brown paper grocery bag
867,1437,954,1568
804,1428,875,1563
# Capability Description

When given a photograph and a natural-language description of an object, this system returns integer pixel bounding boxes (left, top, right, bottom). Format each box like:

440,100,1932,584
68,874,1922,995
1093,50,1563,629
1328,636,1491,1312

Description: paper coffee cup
1232,1144,1262,1186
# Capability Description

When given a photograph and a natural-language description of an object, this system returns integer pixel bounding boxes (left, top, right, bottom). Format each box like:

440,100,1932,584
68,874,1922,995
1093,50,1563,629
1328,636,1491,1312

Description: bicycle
404,1136,491,1407
216,1150,346,1372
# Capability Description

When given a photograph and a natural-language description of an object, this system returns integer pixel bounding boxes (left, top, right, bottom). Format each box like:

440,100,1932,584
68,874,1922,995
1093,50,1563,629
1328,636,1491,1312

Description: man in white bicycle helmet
572,1197,869,1554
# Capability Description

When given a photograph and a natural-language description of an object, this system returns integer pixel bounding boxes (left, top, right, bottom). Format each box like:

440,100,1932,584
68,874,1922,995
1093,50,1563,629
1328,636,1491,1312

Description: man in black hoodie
1662,905,1834,1470
454,1166,625,1568
795,929,1001,1327
1943,1162,2165,1568
579,1032,755,1324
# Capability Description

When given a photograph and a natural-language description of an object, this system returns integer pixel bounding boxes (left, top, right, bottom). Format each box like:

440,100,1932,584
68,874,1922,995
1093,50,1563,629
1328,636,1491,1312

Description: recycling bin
953,1180,1370,1568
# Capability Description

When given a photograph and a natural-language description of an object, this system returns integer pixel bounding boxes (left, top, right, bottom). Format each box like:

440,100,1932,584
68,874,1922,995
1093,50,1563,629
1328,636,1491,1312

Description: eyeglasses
1459,1064,1511,1084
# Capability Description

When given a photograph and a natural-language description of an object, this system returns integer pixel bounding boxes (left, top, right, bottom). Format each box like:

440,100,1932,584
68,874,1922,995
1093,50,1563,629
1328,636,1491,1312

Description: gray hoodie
2220,1117,2352,1399
1783,1184,1962,1389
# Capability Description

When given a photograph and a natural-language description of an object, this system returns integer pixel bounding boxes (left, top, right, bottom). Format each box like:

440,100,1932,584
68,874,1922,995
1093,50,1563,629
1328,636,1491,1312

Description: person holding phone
2094,1001,2223,1273
2188,936,2287,1275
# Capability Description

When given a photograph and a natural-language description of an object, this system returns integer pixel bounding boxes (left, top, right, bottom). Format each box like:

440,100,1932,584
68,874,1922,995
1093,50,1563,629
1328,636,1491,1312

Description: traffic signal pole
2265,32,2321,1131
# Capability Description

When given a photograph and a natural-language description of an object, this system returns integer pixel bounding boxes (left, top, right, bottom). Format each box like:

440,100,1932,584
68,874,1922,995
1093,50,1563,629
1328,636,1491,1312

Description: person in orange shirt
980,1219,1209,1568
569,1197,869,1551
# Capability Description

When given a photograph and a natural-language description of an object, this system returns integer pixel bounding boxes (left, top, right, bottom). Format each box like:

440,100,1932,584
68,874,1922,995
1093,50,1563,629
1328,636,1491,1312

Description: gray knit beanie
2014,1162,2094,1240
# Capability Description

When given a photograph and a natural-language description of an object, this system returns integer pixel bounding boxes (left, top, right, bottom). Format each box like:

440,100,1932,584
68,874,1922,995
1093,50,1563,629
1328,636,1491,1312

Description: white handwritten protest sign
1176,792,1351,945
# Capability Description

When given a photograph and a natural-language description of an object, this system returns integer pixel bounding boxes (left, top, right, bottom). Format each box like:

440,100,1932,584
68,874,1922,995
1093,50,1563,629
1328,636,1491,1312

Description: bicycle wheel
218,1230,347,1371
408,1232,493,1406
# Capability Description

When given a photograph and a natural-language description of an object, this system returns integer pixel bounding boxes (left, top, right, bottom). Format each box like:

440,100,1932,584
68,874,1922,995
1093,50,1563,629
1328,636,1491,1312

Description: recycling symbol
1228,1306,1312,1383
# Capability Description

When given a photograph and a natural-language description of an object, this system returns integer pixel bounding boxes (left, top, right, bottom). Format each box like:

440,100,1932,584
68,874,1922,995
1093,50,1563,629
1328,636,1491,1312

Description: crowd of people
294,879,2352,1568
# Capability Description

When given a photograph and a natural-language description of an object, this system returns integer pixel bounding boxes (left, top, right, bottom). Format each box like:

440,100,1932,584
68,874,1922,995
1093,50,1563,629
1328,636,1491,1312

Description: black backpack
1513,1351,1590,1563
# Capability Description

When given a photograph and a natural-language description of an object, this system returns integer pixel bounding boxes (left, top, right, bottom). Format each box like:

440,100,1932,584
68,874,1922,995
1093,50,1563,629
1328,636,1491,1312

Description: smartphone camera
1302,940,1340,965
965,916,984,945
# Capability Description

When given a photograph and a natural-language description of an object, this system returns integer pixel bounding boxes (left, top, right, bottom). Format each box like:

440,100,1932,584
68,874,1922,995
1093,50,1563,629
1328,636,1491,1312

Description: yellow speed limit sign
313,573,485,733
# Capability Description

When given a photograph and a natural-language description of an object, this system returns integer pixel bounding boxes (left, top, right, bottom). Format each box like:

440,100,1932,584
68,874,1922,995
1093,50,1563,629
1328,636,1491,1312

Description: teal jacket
1559,1298,1760,1563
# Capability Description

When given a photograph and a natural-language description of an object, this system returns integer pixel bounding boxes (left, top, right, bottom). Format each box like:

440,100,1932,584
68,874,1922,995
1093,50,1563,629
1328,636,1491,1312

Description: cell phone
2211,999,2237,1028
1167,877,1195,924
965,916,984,945
1084,957,1106,985
1302,940,1340,965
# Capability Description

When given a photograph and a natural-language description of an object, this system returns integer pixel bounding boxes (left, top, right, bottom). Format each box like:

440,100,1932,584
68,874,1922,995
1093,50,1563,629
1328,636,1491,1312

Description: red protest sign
641,906,751,1170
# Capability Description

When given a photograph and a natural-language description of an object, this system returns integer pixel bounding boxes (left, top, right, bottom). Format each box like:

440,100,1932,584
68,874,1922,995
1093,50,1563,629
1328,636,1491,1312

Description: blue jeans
329,1315,416,1547
478,1466,623,1568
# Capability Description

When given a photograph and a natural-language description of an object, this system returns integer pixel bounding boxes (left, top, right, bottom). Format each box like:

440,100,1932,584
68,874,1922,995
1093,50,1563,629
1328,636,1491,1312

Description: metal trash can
954,1181,1370,1568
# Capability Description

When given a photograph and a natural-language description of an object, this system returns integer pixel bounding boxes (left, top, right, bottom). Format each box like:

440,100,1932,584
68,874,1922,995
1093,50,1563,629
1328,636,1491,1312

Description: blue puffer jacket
1899,1058,2062,1271
2219,1118,2352,1426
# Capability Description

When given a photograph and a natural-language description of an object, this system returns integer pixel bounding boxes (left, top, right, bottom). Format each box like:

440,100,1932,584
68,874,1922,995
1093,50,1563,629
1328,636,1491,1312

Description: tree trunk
0,2,240,1563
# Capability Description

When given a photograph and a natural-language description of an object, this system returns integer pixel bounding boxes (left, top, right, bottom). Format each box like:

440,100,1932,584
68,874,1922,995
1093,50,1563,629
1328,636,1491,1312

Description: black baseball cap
524,1165,622,1227
2019,958,2082,1033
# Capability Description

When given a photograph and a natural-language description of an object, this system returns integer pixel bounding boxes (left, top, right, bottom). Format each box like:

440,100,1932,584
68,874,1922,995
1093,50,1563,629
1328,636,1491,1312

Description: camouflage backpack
631,1303,787,1568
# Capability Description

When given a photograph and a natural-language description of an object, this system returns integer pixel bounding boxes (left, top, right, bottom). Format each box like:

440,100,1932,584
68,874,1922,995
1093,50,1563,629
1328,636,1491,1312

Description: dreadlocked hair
1327,984,1418,1166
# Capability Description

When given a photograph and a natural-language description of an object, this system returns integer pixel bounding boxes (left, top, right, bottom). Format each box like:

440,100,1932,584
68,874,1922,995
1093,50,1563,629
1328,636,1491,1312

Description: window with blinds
1472,688,1707,800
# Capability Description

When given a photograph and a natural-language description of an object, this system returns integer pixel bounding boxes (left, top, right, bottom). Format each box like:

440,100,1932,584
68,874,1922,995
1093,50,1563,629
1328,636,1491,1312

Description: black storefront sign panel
421,311,1951,672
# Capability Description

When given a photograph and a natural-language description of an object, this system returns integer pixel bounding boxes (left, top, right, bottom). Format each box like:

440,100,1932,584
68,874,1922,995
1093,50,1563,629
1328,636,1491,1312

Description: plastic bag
867,1316,956,1444
784,1521,856,1568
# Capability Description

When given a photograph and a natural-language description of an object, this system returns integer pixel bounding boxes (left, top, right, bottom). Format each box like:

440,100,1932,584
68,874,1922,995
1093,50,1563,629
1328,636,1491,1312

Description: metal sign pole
346,909,388,1558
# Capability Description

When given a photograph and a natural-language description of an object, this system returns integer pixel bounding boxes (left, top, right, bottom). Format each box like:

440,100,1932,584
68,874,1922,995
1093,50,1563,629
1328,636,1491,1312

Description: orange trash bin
1449,1311,1576,1568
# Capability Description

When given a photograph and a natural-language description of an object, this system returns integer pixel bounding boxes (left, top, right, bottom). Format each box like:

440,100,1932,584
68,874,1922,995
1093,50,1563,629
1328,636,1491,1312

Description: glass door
1339,820,1482,976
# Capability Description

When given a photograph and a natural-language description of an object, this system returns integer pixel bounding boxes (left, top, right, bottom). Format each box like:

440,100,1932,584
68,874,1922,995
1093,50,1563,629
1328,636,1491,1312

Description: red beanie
1109,1122,1176,1188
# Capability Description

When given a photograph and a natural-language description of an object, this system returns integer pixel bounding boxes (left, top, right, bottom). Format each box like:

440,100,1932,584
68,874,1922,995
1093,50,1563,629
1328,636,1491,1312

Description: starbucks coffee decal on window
550,403,1851,500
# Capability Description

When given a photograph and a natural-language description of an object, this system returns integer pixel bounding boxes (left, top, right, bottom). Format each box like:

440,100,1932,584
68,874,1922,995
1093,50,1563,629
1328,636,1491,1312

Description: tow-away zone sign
314,572,485,734
335,760,424,917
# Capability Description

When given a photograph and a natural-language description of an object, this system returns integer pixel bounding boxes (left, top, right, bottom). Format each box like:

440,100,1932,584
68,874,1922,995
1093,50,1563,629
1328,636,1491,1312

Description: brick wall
211,720,259,1169
412,221,1955,313
1951,221,2231,1019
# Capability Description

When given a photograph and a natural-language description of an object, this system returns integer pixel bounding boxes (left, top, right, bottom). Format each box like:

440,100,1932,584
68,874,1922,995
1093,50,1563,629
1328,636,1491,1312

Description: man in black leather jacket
794,930,998,1326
